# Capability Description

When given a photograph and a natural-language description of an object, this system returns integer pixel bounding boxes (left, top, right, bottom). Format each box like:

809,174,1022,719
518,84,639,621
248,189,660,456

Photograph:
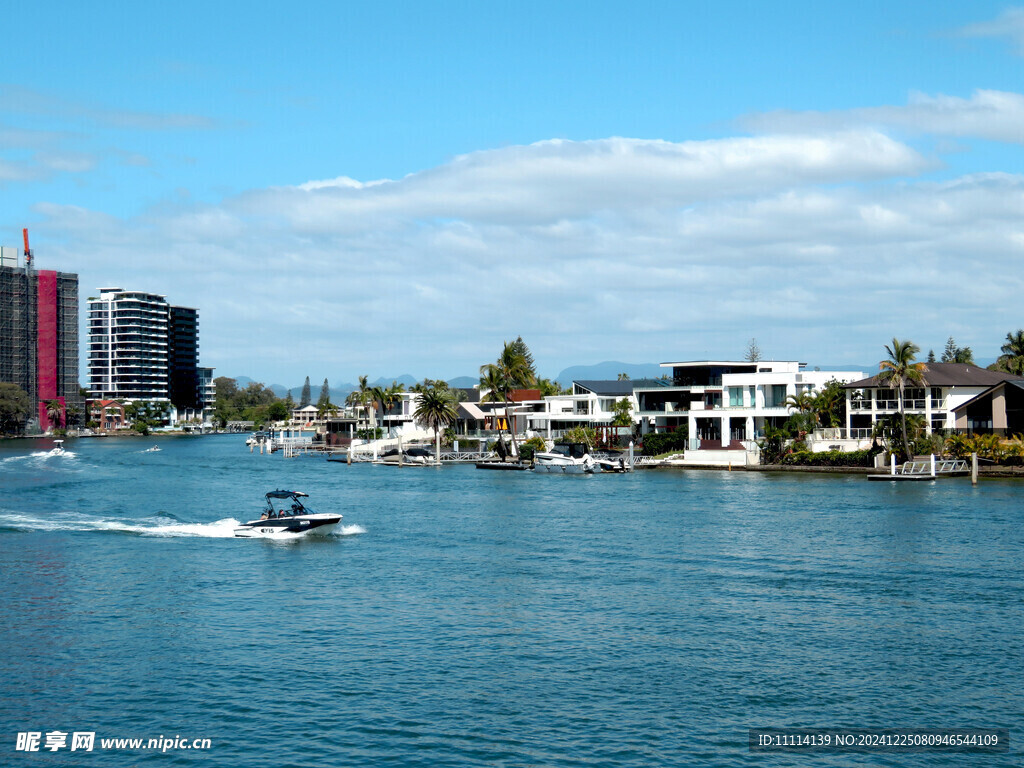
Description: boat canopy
265,490,308,499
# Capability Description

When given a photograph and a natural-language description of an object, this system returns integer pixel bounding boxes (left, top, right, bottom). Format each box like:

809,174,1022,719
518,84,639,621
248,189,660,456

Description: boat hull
533,453,599,474
233,514,342,538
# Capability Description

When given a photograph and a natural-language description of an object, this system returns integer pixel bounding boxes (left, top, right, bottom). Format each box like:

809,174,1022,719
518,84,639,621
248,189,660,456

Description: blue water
0,435,1020,766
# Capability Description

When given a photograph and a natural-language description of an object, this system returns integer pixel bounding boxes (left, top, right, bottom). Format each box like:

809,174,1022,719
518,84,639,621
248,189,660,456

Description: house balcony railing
861,398,943,411
687,438,758,451
811,427,874,441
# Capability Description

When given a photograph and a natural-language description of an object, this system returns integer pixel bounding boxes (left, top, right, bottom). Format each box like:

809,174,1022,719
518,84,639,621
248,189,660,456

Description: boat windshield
551,443,588,458
262,491,312,518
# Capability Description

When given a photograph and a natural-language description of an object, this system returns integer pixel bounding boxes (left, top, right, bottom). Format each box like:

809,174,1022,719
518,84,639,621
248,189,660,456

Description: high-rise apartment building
0,244,80,432
88,288,170,401
88,289,213,421
169,305,199,410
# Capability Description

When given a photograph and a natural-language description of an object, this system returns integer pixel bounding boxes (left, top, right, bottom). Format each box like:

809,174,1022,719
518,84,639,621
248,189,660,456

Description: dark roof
844,362,1024,389
573,380,635,396
952,379,1024,413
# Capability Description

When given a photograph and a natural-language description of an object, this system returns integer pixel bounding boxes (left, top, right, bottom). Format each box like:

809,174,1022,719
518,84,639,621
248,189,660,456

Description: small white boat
234,490,342,538
49,440,65,456
533,443,599,474
143,445,162,453
378,446,433,465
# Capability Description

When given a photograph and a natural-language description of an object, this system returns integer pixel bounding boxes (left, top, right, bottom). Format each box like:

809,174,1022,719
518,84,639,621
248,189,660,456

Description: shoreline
650,462,1024,478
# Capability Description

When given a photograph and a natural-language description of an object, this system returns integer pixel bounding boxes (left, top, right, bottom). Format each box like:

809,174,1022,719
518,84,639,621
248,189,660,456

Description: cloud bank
29,120,1024,383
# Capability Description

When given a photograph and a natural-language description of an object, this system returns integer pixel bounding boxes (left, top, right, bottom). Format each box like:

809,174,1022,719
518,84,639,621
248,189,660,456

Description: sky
2,1,1024,386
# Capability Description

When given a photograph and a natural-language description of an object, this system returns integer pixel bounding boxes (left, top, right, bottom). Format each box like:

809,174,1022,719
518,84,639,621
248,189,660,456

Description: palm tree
379,382,403,436
479,341,535,460
368,386,386,435
352,375,374,431
813,384,844,429
878,338,927,462
414,387,458,464
317,400,339,420
44,399,63,431
479,366,509,451
784,391,816,415
998,330,1024,375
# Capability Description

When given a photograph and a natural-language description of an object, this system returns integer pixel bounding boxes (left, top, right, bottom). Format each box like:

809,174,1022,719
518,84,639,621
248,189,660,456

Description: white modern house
523,380,637,440
843,363,1024,440
633,361,864,464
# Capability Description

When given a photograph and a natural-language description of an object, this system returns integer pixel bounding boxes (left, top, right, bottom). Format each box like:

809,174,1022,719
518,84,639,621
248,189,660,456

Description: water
1,435,1020,766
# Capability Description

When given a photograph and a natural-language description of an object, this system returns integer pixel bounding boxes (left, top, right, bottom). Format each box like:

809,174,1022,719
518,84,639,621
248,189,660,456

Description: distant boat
49,440,65,456
143,445,162,453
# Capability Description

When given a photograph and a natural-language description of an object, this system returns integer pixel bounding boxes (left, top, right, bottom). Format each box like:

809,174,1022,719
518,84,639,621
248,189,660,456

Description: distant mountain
371,374,418,388
448,376,478,389
555,361,664,385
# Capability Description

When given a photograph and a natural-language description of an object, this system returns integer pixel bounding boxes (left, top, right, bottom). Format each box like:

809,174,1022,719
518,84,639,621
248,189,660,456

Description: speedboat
533,442,599,474
49,440,65,456
143,445,161,452
233,490,342,538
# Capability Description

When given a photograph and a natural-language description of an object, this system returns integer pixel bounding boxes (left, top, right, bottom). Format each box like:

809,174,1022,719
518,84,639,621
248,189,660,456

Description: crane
22,228,32,268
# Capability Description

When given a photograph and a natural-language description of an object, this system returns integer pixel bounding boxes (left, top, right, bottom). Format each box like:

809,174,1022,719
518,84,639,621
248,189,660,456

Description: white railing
899,459,968,476
811,428,873,441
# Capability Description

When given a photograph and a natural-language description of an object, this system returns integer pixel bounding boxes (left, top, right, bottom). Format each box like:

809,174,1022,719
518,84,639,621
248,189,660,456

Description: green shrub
641,431,688,456
557,426,597,446
519,436,547,462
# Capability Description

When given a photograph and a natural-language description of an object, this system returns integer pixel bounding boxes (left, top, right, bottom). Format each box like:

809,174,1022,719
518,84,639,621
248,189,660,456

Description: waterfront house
291,404,320,426
951,379,1024,435
523,380,639,442
843,363,1024,440
88,399,127,431
634,361,864,464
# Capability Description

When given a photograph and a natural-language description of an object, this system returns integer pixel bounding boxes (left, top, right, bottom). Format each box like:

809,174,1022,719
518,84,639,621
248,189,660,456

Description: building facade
634,361,863,446
87,288,213,424
0,245,80,432
843,363,1024,437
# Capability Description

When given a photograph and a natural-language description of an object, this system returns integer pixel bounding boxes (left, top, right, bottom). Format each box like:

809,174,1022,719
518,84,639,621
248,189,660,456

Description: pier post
399,435,403,467
971,452,978,485
628,441,634,471
890,453,896,476
930,453,936,478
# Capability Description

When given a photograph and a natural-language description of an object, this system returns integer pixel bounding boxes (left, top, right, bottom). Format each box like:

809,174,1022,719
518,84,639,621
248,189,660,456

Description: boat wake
1,450,78,463
0,511,366,539
0,511,241,538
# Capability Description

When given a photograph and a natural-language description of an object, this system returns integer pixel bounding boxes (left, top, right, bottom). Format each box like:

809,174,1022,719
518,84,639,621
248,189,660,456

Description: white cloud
0,85,216,130
29,135,1024,383
742,89,1024,145
957,7,1024,55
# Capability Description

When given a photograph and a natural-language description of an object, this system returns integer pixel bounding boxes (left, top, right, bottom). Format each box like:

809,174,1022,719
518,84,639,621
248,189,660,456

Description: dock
867,457,970,481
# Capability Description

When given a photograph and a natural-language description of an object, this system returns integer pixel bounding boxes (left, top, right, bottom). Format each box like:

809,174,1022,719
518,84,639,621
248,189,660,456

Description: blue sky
3,2,1024,385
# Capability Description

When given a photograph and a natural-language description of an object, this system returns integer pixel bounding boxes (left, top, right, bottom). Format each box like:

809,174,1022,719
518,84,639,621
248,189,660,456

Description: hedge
779,449,878,467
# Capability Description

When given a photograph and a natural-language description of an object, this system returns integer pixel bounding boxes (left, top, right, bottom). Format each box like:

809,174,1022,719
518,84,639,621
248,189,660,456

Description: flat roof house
633,361,863,462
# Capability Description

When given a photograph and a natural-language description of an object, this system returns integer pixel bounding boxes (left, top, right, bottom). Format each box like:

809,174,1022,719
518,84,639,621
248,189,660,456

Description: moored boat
533,442,599,474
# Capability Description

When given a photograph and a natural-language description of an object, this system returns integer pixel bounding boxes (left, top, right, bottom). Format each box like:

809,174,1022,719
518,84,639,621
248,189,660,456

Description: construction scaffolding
0,260,36,409
0,249,81,429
